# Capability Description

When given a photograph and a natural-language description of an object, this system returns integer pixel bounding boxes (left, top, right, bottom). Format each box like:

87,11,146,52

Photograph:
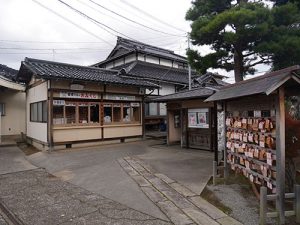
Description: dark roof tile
17,58,158,88
206,65,300,102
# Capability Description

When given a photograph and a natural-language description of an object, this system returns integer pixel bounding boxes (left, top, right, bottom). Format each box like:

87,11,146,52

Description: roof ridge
221,65,300,90
25,57,119,73
118,36,175,54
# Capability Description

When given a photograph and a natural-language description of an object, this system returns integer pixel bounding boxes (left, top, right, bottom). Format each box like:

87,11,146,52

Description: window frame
30,100,47,123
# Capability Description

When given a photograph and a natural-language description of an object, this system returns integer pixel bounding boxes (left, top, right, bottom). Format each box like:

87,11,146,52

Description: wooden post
275,87,285,224
48,84,54,152
214,103,218,162
296,185,300,223
213,160,217,186
223,101,228,179
260,186,267,225
0,112,2,144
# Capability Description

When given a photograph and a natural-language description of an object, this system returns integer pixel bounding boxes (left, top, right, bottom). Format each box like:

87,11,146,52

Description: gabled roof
0,75,25,91
0,64,18,80
205,65,300,102
114,61,196,85
150,87,216,102
192,72,229,88
17,58,158,88
94,37,187,67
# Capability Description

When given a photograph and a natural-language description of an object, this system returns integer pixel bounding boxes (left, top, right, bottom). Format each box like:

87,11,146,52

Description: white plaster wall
160,83,175,95
114,58,124,67
26,81,48,143
145,55,159,64
138,53,145,61
160,59,172,67
125,54,136,64
173,62,179,68
0,89,26,136
105,62,114,69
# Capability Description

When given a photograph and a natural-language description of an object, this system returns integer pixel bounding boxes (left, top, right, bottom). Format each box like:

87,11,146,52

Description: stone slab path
118,156,244,225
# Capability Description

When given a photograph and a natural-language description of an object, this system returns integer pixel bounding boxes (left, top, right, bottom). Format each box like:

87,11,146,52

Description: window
90,103,99,123
65,102,76,124
53,105,64,125
30,101,47,123
149,102,158,116
78,103,88,124
104,104,112,123
53,101,100,126
0,103,5,116
131,103,140,122
113,104,121,122
123,103,131,122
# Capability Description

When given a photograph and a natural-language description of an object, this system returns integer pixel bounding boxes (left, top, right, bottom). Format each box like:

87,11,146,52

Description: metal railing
260,185,300,225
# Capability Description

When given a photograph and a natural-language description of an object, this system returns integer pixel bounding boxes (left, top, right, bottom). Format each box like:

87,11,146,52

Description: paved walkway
118,156,244,225
0,169,171,225
0,146,36,175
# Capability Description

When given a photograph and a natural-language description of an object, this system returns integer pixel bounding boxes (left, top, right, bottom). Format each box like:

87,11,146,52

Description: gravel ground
0,213,8,225
207,184,277,225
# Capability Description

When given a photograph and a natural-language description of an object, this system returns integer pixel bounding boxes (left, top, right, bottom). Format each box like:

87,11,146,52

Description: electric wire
31,0,113,46
87,0,186,37
119,0,187,33
57,0,134,40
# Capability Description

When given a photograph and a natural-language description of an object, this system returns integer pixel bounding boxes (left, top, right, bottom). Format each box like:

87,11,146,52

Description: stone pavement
118,156,244,225
0,168,172,225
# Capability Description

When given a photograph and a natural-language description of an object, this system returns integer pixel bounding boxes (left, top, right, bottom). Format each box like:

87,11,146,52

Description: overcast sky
0,0,192,70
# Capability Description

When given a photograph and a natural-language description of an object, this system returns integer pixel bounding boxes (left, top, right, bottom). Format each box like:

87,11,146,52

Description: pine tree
186,1,273,82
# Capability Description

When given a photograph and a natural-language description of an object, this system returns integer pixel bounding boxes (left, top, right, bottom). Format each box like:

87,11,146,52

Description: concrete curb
0,200,24,225
118,156,244,225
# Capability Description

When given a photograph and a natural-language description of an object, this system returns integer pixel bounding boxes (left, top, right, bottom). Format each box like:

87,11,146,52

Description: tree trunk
233,48,244,82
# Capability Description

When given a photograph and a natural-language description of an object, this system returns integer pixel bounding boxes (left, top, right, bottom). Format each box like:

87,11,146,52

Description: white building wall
138,53,145,61
26,81,48,143
160,83,175,95
125,54,136,64
0,89,26,136
145,55,159,64
114,58,124,67
160,58,173,67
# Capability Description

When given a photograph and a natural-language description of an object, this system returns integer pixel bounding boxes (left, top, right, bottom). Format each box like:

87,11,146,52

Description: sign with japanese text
59,91,99,99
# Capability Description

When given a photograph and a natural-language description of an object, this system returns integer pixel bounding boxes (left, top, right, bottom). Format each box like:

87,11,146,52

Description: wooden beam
276,86,286,224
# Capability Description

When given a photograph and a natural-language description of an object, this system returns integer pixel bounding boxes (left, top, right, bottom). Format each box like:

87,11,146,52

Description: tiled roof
114,61,198,85
17,58,158,88
93,37,187,67
0,64,18,80
206,65,300,102
150,87,215,102
192,72,229,88
111,37,187,62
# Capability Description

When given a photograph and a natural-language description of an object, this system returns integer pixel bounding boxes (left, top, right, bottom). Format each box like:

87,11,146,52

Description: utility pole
188,33,192,90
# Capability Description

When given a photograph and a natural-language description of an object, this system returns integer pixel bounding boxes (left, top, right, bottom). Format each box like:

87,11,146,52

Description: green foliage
186,0,300,81
259,2,300,70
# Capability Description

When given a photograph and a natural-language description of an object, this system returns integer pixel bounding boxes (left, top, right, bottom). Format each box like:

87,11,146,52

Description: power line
57,0,134,40
0,40,106,44
119,0,187,33
31,0,113,46
0,51,108,55
75,0,150,34
87,0,185,37
0,47,110,50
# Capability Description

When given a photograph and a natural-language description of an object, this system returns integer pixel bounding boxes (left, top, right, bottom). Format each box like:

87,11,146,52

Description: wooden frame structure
206,65,300,224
